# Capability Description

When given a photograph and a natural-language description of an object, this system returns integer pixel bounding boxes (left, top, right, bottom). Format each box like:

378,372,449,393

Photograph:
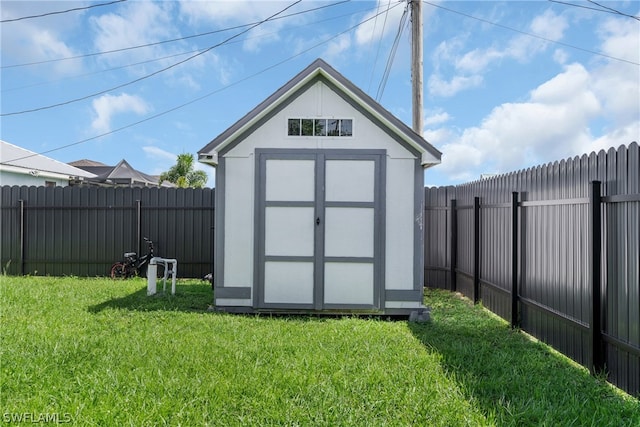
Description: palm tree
159,153,208,188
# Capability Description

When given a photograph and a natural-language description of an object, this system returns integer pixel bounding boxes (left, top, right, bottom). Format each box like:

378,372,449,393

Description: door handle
316,217,321,226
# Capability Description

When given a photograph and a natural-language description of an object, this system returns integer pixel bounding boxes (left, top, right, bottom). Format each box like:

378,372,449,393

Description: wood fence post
511,191,519,328
473,196,480,304
589,180,605,374
450,199,457,292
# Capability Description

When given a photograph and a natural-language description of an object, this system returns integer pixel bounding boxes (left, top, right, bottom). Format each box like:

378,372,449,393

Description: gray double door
255,149,385,310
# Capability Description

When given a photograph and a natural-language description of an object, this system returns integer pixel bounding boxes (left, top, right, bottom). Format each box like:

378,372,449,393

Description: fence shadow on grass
408,289,639,424
88,281,213,314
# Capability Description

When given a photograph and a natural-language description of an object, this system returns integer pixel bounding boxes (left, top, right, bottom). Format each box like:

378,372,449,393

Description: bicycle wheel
110,262,127,279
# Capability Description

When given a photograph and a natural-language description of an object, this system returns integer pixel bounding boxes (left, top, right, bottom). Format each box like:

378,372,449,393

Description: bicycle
110,237,160,279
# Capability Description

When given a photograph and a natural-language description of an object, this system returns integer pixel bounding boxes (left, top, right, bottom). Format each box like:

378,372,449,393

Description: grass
0,277,637,426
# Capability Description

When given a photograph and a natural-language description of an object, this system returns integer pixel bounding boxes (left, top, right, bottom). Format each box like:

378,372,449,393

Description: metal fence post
136,199,141,255
450,198,457,292
511,191,519,328
589,180,605,374
19,199,25,276
473,196,480,304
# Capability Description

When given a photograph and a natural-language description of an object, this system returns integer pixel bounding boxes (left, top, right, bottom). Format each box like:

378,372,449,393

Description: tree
159,153,208,188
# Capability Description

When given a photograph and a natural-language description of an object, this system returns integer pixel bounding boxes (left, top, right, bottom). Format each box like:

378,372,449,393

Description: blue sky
1,0,638,187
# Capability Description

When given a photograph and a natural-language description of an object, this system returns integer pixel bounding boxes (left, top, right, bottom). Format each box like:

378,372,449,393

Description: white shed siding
222,156,254,290
385,157,417,290
224,82,417,160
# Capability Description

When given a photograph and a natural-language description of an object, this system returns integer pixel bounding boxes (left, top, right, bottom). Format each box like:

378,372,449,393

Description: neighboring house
0,140,96,187
198,58,441,316
69,159,175,188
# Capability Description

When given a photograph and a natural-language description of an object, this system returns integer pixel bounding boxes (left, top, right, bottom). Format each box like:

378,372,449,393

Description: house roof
68,159,108,167
198,58,442,167
0,140,96,180
70,159,175,187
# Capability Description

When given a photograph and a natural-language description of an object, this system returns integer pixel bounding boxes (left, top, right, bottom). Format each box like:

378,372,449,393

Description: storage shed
198,59,441,315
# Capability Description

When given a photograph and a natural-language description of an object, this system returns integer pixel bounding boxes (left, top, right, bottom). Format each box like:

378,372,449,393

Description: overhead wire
0,0,127,23
1,2,404,163
547,0,640,21
1,0,351,69
375,3,408,101
5,0,635,160
423,1,639,66
2,1,377,93
586,0,640,21
366,0,387,93
1,0,304,117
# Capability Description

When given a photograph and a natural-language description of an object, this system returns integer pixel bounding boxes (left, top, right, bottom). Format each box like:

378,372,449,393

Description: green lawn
1,276,637,426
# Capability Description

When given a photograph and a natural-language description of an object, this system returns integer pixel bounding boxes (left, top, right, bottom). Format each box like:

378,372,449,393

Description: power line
2,1,375,93
1,0,352,69
423,1,639,66
1,2,403,164
548,0,640,21
1,0,304,117
0,0,127,23
1,50,196,93
376,4,408,101
586,0,640,21
367,0,392,93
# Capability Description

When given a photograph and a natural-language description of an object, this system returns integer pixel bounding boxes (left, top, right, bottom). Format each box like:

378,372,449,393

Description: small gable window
288,118,353,137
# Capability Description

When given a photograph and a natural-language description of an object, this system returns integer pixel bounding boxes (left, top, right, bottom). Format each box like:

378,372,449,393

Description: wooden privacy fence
424,142,639,397
0,186,215,278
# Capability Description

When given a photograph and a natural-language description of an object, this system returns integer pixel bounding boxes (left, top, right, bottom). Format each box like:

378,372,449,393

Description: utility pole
410,0,424,137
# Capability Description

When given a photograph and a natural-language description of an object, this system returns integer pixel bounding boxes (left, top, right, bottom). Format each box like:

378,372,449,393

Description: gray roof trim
198,59,441,163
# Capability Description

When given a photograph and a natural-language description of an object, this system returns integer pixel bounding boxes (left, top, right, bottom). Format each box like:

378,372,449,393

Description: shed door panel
265,206,315,256
324,207,374,257
257,151,384,310
323,158,377,307
261,157,316,307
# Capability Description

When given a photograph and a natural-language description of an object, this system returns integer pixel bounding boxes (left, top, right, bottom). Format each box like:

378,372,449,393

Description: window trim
287,117,354,138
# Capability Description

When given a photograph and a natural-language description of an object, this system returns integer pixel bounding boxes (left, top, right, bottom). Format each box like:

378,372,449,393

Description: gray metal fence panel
424,142,640,397
424,186,452,290
0,186,215,278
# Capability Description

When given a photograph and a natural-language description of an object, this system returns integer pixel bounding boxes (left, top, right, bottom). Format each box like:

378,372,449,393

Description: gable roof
71,159,173,187
0,140,96,180
68,159,108,167
198,58,441,167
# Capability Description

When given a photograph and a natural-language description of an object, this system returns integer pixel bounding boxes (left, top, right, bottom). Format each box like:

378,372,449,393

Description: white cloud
428,9,639,185
354,1,408,47
323,34,352,60
552,48,569,64
90,1,191,71
433,63,603,178
178,0,306,52
456,48,502,74
591,18,640,127
0,2,84,75
91,93,150,133
429,9,569,98
428,74,483,97
142,146,176,163
424,111,451,127
530,9,568,41
589,122,640,153
596,15,640,64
